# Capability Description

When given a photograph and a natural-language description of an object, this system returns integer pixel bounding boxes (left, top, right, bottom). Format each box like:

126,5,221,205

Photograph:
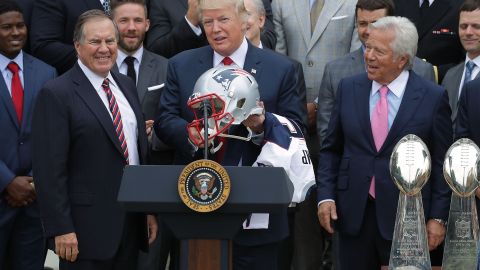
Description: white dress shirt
213,37,248,69
419,0,434,7
116,47,144,84
0,51,24,96
78,60,140,165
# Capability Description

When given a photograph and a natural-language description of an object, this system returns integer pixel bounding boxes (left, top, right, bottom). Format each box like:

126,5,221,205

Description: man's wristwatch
432,218,447,227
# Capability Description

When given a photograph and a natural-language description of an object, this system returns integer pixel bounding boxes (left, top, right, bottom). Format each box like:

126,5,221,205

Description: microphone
200,100,212,159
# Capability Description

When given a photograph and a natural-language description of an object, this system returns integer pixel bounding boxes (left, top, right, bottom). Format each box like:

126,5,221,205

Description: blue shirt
369,70,409,129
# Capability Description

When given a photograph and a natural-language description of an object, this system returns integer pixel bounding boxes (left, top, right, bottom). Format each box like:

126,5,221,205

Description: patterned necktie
7,62,23,123
124,56,136,85
102,0,111,16
310,0,324,34
102,79,129,164
369,85,389,198
464,60,476,84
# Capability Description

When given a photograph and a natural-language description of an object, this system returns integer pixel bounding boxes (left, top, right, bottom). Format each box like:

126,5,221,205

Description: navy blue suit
317,71,452,268
154,42,304,268
0,53,56,269
32,64,149,264
455,77,480,219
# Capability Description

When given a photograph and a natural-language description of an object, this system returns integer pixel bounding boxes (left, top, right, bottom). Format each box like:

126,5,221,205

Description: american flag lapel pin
251,68,257,74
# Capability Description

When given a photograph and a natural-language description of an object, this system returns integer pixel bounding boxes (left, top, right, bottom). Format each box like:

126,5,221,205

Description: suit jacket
154,42,305,245
17,0,34,53
273,0,360,102
0,53,56,209
317,71,452,240
146,0,277,58
30,0,104,74
317,48,436,145
394,0,464,81
443,61,480,123
455,77,480,220
32,64,149,260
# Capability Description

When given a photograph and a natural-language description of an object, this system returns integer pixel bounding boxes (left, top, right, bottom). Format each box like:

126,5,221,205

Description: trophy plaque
442,138,480,269
388,134,432,270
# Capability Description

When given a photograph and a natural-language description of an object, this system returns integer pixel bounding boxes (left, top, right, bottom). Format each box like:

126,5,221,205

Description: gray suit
317,48,436,145
442,61,480,123
273,0,360,102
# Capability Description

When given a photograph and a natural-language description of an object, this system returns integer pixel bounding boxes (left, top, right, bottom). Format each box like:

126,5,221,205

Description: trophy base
388,193,431,270
441,193,478,269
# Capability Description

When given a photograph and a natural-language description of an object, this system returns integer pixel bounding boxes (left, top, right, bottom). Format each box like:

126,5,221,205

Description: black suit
146,0,277,58
17,0,34,53
32,64,149,267
394,0,464,82
30,0,104,74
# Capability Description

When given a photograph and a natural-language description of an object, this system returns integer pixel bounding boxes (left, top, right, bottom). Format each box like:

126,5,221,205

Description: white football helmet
187,66,263,148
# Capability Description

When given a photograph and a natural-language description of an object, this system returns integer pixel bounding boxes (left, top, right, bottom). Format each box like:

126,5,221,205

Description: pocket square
147,83,164,91
331,15,349,21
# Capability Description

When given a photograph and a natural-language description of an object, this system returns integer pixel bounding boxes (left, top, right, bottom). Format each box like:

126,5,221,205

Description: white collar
77,59,118,90
371,70,409,98
116,46,144,67
213,37,248,68
0,50,24,72
465,54,480,69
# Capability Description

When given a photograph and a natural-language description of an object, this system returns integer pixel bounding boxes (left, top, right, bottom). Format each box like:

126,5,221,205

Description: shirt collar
0,50,24,73
371,70,409,98
77,59,118,90
116,46,144,67
419,0,434,7
465,54,480,69
213,37,248,68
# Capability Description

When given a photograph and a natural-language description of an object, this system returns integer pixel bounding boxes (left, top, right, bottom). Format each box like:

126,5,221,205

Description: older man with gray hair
316,16,452,270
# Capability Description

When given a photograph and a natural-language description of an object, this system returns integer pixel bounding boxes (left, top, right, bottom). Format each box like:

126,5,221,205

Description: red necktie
369,85,389,198
222,57,234,66
101,79,130,164
8,62,23,123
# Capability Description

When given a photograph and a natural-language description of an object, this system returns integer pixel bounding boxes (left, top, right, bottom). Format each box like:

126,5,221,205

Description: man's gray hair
199,0,248,23
73,9,119,44
248,0,266,16
368,16,418,70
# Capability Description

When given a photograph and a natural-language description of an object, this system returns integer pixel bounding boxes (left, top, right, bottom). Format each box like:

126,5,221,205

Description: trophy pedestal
441,194,478,269
389,193,431,270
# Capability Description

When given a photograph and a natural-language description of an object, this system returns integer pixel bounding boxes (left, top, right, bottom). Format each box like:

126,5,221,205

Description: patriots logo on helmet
213,69,251,91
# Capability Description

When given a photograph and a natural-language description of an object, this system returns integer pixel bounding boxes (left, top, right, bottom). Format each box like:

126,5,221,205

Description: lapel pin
251,68,256,74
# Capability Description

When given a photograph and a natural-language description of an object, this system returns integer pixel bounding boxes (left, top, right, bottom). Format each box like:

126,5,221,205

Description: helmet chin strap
207,127,254,154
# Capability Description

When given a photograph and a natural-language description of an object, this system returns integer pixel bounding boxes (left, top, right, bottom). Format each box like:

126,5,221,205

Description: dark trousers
0,203,46,270
233,242,280,270
337,199,391,270
59,217,139,270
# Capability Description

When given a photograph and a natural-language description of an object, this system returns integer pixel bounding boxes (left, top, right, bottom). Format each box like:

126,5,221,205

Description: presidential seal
178,159,231,212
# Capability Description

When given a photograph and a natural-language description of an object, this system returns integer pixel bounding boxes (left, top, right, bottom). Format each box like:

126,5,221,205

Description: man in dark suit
317,16,452,270
146,0,276,58
29,0,107,74
110,1,173,270
0,1,56,269
155,0,304,268
394,0,465,82
32,10,157,270
442,0,480,124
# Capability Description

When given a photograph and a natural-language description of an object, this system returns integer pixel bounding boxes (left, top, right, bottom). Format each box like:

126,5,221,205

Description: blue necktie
465,60,476,83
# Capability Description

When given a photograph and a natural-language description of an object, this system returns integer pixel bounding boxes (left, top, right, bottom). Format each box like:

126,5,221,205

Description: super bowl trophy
441,138,480,269
388,134,432,270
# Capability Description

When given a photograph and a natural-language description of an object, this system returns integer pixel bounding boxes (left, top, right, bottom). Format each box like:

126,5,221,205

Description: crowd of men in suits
1,0,480,269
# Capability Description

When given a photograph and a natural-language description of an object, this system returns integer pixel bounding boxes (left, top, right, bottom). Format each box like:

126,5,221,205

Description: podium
118,165,294,270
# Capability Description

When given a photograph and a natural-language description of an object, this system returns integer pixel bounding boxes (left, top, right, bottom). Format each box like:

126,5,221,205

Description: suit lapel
294,0,311,50
21,55,36,132
418,0,450,39
350,48,366,75
0,69,18,129
354,75,376,151
244,43,263,79
309,0,345,52
137,50,154,103
72,64,124,156
381,72,425,152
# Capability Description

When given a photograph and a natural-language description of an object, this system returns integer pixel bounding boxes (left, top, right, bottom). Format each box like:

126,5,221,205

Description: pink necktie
369,85,389,198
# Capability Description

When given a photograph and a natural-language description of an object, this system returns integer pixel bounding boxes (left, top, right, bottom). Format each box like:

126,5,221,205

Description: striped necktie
102,78,129,164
